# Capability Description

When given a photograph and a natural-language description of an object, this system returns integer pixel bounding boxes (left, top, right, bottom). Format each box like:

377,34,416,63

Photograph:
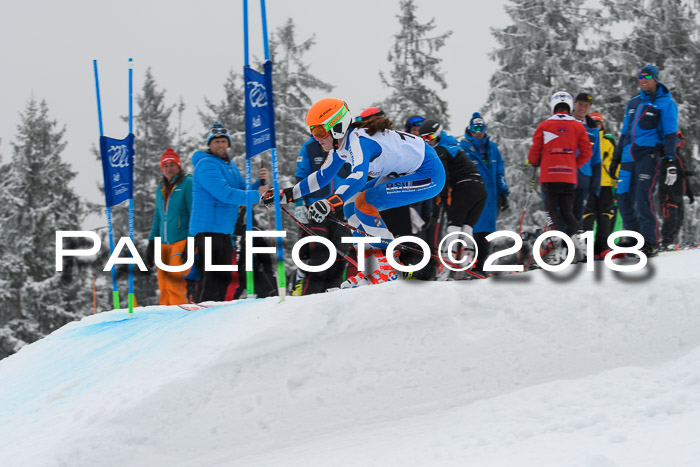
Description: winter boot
441,225,462,261
367,249,399,285
291,278,304,296
572,230,586,263
340,271,369,289
461,224,476,267
340,248,379,289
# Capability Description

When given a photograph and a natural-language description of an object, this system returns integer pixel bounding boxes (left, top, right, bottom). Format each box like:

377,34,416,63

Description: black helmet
418,119,443,143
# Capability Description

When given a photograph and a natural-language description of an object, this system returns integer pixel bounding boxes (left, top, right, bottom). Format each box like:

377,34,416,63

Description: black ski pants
583,186,617,254
542,182,581,234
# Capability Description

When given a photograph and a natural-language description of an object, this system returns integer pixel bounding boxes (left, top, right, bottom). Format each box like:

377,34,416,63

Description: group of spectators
145,63,695,304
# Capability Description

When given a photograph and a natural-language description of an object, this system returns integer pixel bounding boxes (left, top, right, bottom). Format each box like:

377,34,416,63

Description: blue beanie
207,122,232,147
639,64,659,80
467,112,487,135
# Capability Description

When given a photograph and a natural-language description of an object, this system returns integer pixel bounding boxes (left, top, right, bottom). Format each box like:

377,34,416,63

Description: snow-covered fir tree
379,0,452,126
198,70,247,165
266,18,335,246
268,17,333,187
0,98,90,359
482,0,594,234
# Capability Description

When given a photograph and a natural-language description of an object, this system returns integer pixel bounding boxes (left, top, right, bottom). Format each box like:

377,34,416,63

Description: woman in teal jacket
148,148,193,305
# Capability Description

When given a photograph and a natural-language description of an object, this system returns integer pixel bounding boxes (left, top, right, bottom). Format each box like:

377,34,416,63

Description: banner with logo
99,133,135,207
244,61,275,160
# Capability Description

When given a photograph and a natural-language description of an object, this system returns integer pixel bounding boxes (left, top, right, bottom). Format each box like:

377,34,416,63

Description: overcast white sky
0,0,508,227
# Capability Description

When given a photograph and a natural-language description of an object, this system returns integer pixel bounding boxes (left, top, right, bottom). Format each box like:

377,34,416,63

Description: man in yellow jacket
583,112,619,258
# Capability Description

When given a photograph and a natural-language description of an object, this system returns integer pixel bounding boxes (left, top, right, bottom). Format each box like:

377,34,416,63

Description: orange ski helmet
306,98,353,141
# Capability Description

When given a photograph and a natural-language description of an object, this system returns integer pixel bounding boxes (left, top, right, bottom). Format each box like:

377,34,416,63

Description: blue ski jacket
294,138,350,205
617,82,678,163
437,131,460,158
460,134,509,233
577,118,602,197
149,173,193,244
189,151,261,236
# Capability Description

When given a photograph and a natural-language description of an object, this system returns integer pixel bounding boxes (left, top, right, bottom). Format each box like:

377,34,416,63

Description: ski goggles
638,74,655,80
470,124,485,133
210,127,229,135
309,105,348,139
420,132,438,142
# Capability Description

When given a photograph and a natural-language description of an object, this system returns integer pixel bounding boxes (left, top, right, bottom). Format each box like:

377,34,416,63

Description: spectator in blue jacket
291,137,350,295
609,64,678,256
188,122,267,302
571,93,602,228
460,112,509,272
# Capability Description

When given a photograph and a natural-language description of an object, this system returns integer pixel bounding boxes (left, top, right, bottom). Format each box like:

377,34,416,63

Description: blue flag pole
93,59,120,311
243,0,256,298
260,0,286,301
127,58,135,314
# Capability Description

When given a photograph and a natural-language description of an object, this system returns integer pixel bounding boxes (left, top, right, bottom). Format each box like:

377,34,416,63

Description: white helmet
550,91,573,114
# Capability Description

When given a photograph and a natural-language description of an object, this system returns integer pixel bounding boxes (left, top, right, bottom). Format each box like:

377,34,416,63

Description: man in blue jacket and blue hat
610,64,678,256
460,112,510,272
188,122,267,302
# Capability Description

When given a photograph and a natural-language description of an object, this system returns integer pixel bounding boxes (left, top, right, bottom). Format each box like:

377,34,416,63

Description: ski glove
665,166,678,186
308,195,343,223
294,205,309,224
498,193,510,212
608,158,621,181
261,187,294,206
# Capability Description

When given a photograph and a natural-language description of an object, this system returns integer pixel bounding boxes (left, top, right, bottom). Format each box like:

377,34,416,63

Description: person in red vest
528,91,592,261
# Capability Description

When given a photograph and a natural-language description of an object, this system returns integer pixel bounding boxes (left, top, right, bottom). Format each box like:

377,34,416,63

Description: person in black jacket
659,131,695,249
419,119,487,274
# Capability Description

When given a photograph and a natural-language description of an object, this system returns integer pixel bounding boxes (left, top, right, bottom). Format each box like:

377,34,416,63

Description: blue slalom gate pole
243,0,256,298
260,0,287,300
127,58,135,314
93,59,120,311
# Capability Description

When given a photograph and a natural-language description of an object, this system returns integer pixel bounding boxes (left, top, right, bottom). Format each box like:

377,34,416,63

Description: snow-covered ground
1,251,700,467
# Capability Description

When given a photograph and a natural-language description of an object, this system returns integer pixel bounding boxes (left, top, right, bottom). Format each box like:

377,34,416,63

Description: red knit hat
160,148,182,169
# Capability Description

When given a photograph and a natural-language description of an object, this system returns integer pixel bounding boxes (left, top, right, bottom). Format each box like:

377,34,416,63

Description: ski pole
279,205,359,269
326,215,486,280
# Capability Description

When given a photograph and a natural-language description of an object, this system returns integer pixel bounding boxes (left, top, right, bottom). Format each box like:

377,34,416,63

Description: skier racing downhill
261,98,446,289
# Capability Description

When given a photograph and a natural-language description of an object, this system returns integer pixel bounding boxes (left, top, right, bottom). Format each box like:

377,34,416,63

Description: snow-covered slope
1,251,700,467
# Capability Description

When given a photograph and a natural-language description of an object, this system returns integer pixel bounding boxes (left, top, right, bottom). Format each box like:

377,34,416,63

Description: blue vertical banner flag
243,0,286,301
244,64,275,159
99,134,135,207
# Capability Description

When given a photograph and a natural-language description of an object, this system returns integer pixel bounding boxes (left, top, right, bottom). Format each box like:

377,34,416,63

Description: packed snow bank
1,251,699,467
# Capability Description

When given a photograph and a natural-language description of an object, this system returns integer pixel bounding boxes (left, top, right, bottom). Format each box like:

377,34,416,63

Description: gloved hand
664,166,677,186
688,193,695,204
663,154,675,161
498,193,510,212
294,205,309,224
608,158,620,180
146,239,155,270
308,199,333,223
260,187,294,206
